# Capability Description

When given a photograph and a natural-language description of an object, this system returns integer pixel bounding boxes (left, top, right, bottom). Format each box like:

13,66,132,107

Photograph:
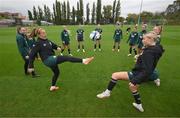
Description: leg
129,82,144,112
24,58,29,75
97,72,129,98
50,65,60,86
129,46,132,54
118,42,120,51
61,44,65,53
49,65,60,91
23,57,38,77
56,55,94,65
98,40,101,50
67,45,71,55
94,41,97,51
77,41,80,50
56,55,82,64
82,41,85,52
112,41,116,51
149,69,160,86
132,46,137,55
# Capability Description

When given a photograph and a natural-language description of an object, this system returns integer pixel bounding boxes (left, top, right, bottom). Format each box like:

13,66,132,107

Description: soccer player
137,25,147,55
28,28,94,91
94,24,103,51
60,26,72,56
153,25,162,45
127,26,138,57
112,24,123,52
76,25,85,52
16,27,39,78
126,25,131,35
149,25,163,86
97,31,164,112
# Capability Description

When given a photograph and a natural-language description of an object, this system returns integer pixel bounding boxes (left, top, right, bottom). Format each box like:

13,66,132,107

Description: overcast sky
0,0,174,18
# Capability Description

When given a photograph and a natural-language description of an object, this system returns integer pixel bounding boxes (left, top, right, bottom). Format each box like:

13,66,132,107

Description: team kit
16,24,164,112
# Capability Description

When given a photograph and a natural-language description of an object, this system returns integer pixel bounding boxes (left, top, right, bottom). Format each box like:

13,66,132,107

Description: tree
96,0,102,24
33,6,37,20
56,1,61,24
53,3,57,24
46,6,52,22
72,6,76,25
91,2,96,24
63,1,67,21
115,0,121,22
28,10,33,20
67,1,70,24
112,0,116,23
126,13,138,24
76,1,80,24
103,5,112,24
86,3,90,24
79,0,84,24
44,5,52,22
38,6,43,21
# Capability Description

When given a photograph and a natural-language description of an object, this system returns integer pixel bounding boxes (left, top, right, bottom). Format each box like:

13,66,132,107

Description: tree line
27,0,180,25
28,0,121,25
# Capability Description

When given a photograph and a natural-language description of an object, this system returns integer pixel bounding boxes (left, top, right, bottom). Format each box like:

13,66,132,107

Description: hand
28,68,34,73
25,56,29,59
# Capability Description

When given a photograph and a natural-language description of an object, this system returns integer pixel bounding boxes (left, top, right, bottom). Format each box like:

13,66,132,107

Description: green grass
0,25,180,117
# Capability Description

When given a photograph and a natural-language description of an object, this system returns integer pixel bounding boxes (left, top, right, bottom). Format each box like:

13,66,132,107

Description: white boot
154,78,160,87
97,89,111,98
132,102,144,112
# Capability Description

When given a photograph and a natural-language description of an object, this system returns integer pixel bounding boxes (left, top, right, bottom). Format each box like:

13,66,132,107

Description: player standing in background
112,24,123,52
127,26,138,57
60,26,72,56
76,25,85,52
94,24,103,51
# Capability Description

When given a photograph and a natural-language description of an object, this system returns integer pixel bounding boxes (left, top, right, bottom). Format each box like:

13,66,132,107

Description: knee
129,82,138,92
111,73,118,80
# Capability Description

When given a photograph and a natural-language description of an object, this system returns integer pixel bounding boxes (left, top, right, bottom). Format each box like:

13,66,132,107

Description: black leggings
50,56,82,86
23,57,29,75
23,56,35,76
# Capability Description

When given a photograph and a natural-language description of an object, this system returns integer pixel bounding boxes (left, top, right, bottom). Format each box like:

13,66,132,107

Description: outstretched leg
56,56,94,65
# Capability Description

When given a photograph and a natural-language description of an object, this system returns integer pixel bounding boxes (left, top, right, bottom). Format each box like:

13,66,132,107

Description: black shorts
63,41,70,45
77,37,84,42
128,71,148,85
129,42,136,46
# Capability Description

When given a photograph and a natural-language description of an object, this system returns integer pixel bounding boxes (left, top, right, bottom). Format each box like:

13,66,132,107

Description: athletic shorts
128,71,148,85
43,56,57,67
63,41,70,45
77,37,84,42
138,44,143,49
114,39,120,42
129,42,136,46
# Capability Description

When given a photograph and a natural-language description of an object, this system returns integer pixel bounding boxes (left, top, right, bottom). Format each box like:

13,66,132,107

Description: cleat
50,86,59,91
127,54,132,56
154,78,160,87
97,91,110,99
132,103,144,112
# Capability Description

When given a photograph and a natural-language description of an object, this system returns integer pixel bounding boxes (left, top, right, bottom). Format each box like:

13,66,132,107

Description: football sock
132,91,141,104
107,78,117,91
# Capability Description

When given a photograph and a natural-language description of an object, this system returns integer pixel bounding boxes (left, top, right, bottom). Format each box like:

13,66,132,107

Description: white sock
82,59,86,64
